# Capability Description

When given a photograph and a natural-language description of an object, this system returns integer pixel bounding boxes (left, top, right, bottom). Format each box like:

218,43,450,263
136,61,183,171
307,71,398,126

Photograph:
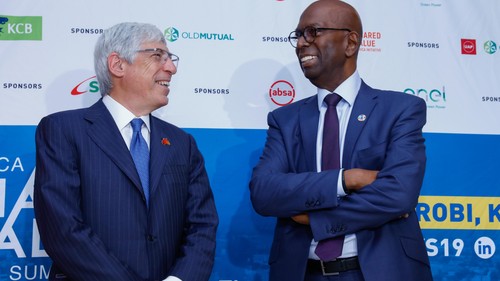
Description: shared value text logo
360,31,382,53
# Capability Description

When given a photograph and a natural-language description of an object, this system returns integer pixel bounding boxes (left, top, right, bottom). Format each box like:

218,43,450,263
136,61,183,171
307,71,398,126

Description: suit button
147,234,155,241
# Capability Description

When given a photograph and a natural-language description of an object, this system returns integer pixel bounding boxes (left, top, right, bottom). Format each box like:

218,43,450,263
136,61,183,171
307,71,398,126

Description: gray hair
94,22,166,96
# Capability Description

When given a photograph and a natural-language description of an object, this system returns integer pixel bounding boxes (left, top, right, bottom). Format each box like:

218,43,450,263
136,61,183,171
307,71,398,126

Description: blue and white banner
1,1,499,280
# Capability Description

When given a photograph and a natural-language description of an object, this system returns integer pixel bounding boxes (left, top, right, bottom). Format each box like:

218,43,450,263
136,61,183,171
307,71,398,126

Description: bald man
250,1,433,280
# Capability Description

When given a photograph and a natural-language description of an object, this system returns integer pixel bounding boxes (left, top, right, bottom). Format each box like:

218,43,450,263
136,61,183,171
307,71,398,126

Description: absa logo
269,80,295,106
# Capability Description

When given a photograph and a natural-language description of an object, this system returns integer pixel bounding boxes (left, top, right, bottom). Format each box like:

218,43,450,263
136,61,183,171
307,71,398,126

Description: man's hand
291,169,378,225
344,168,378,192
291,213,310,225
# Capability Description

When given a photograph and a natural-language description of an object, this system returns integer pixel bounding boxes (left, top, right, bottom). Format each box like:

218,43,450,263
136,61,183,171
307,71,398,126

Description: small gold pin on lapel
357,114,367,122
161,138,171,146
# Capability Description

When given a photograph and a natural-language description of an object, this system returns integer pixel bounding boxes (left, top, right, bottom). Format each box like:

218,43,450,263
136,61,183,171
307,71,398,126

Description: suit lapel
299,96,319,171
84,100,144,193
149,116,172,196
343,81,378,169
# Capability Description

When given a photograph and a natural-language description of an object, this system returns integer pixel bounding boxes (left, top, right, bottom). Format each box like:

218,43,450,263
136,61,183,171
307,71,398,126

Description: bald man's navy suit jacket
250,81,433,281
34,99,218,281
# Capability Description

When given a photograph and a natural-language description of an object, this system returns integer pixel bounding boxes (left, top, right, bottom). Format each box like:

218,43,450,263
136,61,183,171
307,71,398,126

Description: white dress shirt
102,95,150,150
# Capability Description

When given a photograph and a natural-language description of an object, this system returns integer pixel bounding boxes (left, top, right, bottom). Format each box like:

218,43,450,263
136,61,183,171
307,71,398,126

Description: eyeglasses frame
135,48,179,67
288,26,352,48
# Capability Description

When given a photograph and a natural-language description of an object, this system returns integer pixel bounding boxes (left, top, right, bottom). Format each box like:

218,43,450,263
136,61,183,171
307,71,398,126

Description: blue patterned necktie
130,118,150,207
315,93,344,261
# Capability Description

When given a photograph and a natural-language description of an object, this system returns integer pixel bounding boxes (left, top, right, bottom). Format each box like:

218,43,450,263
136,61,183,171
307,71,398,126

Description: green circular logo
164,27,179,42
484,40,497,54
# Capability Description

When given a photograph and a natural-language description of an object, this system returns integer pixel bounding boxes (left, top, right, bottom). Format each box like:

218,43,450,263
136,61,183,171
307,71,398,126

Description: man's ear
345,31,361,57
108,53,125,77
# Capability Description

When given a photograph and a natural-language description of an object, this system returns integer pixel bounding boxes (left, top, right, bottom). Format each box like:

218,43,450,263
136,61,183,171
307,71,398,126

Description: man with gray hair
34,22,218,281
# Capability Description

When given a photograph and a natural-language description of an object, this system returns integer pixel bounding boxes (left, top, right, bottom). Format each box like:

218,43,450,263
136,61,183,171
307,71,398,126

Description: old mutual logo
164,26,235,42
0,15,42,40
484,40,497,54
164,27,179,42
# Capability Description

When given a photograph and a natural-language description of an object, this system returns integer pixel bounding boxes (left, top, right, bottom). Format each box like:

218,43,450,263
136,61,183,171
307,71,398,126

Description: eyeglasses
288,26,351,48
135,48,179,68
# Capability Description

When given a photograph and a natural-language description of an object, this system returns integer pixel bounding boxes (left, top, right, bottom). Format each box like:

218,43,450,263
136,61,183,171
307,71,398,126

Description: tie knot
324,93,342,107
131,118,144,133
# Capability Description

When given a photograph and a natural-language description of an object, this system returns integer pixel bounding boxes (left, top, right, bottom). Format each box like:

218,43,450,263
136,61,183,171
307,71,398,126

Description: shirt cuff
337,168,347,197
164,276,182,281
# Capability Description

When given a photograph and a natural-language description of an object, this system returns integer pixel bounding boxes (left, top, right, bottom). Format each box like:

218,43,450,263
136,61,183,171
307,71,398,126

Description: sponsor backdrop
1,0,499,280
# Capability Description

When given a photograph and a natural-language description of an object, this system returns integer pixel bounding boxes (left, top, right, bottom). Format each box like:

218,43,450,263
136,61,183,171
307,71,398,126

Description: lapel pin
357,114,367,122
161,138,171,146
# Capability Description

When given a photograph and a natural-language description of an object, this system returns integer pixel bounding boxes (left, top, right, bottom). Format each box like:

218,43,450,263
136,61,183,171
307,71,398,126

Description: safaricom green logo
164,27,179,42
0,15,42,40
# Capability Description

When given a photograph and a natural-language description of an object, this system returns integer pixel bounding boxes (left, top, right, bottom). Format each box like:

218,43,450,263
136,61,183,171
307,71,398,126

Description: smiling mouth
156,81,170,87
300,55,317,63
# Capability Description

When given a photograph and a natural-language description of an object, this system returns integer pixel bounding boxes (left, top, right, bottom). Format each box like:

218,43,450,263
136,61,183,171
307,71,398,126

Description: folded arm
250,111,341,218
291,168,378,224
308,98,427,241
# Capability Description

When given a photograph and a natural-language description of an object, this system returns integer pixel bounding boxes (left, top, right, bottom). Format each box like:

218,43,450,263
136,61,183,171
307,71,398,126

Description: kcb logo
269,80,295,106
0,15,42,40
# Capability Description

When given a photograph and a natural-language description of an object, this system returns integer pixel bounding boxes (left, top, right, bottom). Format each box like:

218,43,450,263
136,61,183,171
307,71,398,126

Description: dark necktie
315,93,344,261
130,118,150,207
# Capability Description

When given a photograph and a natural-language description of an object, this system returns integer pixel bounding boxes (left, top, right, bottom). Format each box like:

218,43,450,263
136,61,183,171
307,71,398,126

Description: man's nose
296,35,310,48
163,59,177,74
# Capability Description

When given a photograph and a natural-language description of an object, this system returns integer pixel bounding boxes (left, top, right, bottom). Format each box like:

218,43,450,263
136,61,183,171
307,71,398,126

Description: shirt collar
317,70,361,109
102,95,150,132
